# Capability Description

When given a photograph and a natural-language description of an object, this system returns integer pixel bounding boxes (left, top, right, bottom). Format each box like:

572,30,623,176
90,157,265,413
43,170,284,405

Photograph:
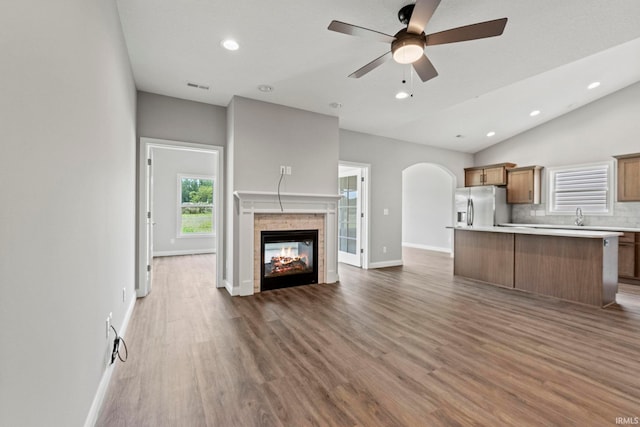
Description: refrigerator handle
469,198,474,226
466,199,470,226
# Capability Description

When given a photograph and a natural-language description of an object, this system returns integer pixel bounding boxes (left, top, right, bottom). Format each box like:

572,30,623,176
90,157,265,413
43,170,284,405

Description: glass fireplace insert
260,229,319,291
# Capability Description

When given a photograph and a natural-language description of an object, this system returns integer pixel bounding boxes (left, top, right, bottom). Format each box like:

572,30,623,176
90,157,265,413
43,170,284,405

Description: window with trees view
178,175,214,236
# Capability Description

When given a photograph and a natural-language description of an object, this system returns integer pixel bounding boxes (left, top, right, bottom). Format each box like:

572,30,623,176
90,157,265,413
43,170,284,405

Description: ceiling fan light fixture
392,38,424,64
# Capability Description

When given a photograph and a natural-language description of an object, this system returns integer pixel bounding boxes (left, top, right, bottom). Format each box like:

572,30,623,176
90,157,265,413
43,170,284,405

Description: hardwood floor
97,249,640,426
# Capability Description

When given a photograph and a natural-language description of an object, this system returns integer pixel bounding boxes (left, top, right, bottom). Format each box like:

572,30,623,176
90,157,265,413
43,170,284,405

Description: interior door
338,167,362,266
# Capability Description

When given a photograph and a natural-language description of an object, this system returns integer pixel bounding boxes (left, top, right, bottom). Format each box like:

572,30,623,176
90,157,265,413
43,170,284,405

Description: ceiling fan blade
425,17,508,46
328,20,396,44
412,54,438,82
348,51,392,78
407,0,441,34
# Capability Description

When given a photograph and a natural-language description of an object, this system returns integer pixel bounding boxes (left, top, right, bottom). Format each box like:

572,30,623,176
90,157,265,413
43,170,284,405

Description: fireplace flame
280,246,293,258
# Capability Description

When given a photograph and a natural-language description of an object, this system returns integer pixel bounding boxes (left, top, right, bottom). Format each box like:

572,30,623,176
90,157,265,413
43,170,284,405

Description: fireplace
260,229,318,291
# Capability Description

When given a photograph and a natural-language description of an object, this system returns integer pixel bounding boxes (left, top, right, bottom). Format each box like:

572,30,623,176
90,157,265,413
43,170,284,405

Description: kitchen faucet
575,207,584,226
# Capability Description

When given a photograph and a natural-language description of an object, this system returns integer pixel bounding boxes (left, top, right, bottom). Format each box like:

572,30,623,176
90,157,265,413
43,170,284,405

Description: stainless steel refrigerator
455,186,510,227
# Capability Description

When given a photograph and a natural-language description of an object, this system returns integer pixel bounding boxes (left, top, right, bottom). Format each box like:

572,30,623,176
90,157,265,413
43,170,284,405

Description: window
178,175,214,236
338,175,358,254
547,162,613,215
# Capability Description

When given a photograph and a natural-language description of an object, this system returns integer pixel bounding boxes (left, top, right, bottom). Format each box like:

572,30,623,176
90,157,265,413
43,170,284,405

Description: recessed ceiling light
395,91,410,100
530,110,541,117
257,84,274,93
487,131,496,137
588,81,601,90
221,39,239,51
329,102,343,109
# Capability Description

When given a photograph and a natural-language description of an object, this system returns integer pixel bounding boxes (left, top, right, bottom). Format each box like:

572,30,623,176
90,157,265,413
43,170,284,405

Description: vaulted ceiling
116,0,640,153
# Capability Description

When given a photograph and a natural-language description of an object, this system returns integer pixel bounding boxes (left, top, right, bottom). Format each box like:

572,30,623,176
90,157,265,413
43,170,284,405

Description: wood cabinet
507,166,543,204
465,169,484,186
619,232,640,283
454,229,515,288
614,153,640,202
464,163,516,187
453,229,618,307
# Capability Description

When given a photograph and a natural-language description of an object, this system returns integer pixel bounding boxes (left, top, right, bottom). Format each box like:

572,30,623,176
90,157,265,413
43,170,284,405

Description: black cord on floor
110,325,128,364
277,170,285,212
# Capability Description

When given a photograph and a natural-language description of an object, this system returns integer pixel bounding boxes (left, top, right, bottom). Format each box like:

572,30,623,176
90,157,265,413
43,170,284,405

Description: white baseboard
84,295,136,427
326,270,339,284
367,259,403,269
153,248,215,257
224,279,238,296
402,242,452,254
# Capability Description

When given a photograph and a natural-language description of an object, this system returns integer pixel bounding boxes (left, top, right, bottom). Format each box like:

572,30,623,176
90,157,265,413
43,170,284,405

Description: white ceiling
116,0,640,153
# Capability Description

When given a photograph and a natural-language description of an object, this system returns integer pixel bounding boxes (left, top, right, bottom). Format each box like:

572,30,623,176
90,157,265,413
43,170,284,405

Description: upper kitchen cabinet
507,166,543,204
464,163,516,187
615,153,640,202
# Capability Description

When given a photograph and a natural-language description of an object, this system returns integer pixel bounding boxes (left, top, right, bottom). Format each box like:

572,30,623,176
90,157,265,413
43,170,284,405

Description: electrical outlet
286,166,292,175
280,165,286,174
383,246,387,254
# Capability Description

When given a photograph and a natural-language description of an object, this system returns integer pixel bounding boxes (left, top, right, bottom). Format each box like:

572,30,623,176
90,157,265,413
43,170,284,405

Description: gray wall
402,163,455,252
0,1,137,426
475,82,640,228
340,130,473,265
137,91,227,146
152,147,217,255
230,96,339,193
225,97,340,289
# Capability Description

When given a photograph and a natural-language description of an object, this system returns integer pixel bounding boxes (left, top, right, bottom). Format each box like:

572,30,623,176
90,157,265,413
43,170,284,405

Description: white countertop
452,225,622,239
501,223,640,233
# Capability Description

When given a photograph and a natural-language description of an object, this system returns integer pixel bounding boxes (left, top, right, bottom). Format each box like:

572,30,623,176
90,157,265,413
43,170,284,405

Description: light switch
383,208,389,216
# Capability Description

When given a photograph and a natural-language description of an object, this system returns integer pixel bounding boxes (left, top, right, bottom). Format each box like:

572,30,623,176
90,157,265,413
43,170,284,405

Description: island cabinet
453,228,619,307
464,163,516,187
507,166,543,204
454,230,514,288
615,153,640,201
513,234,617,307
619,232,640,284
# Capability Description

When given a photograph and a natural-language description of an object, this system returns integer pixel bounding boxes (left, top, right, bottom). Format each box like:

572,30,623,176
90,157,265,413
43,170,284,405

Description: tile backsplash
512,202,640,228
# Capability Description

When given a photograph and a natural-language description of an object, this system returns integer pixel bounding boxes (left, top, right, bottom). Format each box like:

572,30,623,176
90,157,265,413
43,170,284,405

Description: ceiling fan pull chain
410,65,414,97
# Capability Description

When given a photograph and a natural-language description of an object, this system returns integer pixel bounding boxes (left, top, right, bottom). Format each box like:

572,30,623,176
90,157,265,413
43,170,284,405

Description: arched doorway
402,163,456,253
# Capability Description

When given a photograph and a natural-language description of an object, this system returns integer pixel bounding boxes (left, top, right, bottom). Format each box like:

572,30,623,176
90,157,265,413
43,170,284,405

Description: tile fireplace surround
233,191,341,296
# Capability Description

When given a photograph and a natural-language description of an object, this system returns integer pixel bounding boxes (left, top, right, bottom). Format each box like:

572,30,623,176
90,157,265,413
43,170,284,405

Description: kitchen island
453,226,621,307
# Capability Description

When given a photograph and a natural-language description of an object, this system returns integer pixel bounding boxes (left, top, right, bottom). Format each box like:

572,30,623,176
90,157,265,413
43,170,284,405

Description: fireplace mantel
232,191,341,296
234,191,341,213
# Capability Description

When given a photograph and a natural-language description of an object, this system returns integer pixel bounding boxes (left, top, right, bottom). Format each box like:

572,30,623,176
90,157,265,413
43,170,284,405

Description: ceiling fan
328,0,508,82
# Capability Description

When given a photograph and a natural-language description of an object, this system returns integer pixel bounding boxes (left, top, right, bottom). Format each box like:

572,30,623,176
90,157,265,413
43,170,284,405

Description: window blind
552,165,609,213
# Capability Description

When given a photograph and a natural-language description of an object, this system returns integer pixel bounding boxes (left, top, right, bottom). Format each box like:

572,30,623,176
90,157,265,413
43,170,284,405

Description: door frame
338,161,370,269
137,137,224,297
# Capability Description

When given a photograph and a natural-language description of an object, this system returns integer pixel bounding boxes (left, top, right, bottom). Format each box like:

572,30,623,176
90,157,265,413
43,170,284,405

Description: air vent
187,82,210,90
